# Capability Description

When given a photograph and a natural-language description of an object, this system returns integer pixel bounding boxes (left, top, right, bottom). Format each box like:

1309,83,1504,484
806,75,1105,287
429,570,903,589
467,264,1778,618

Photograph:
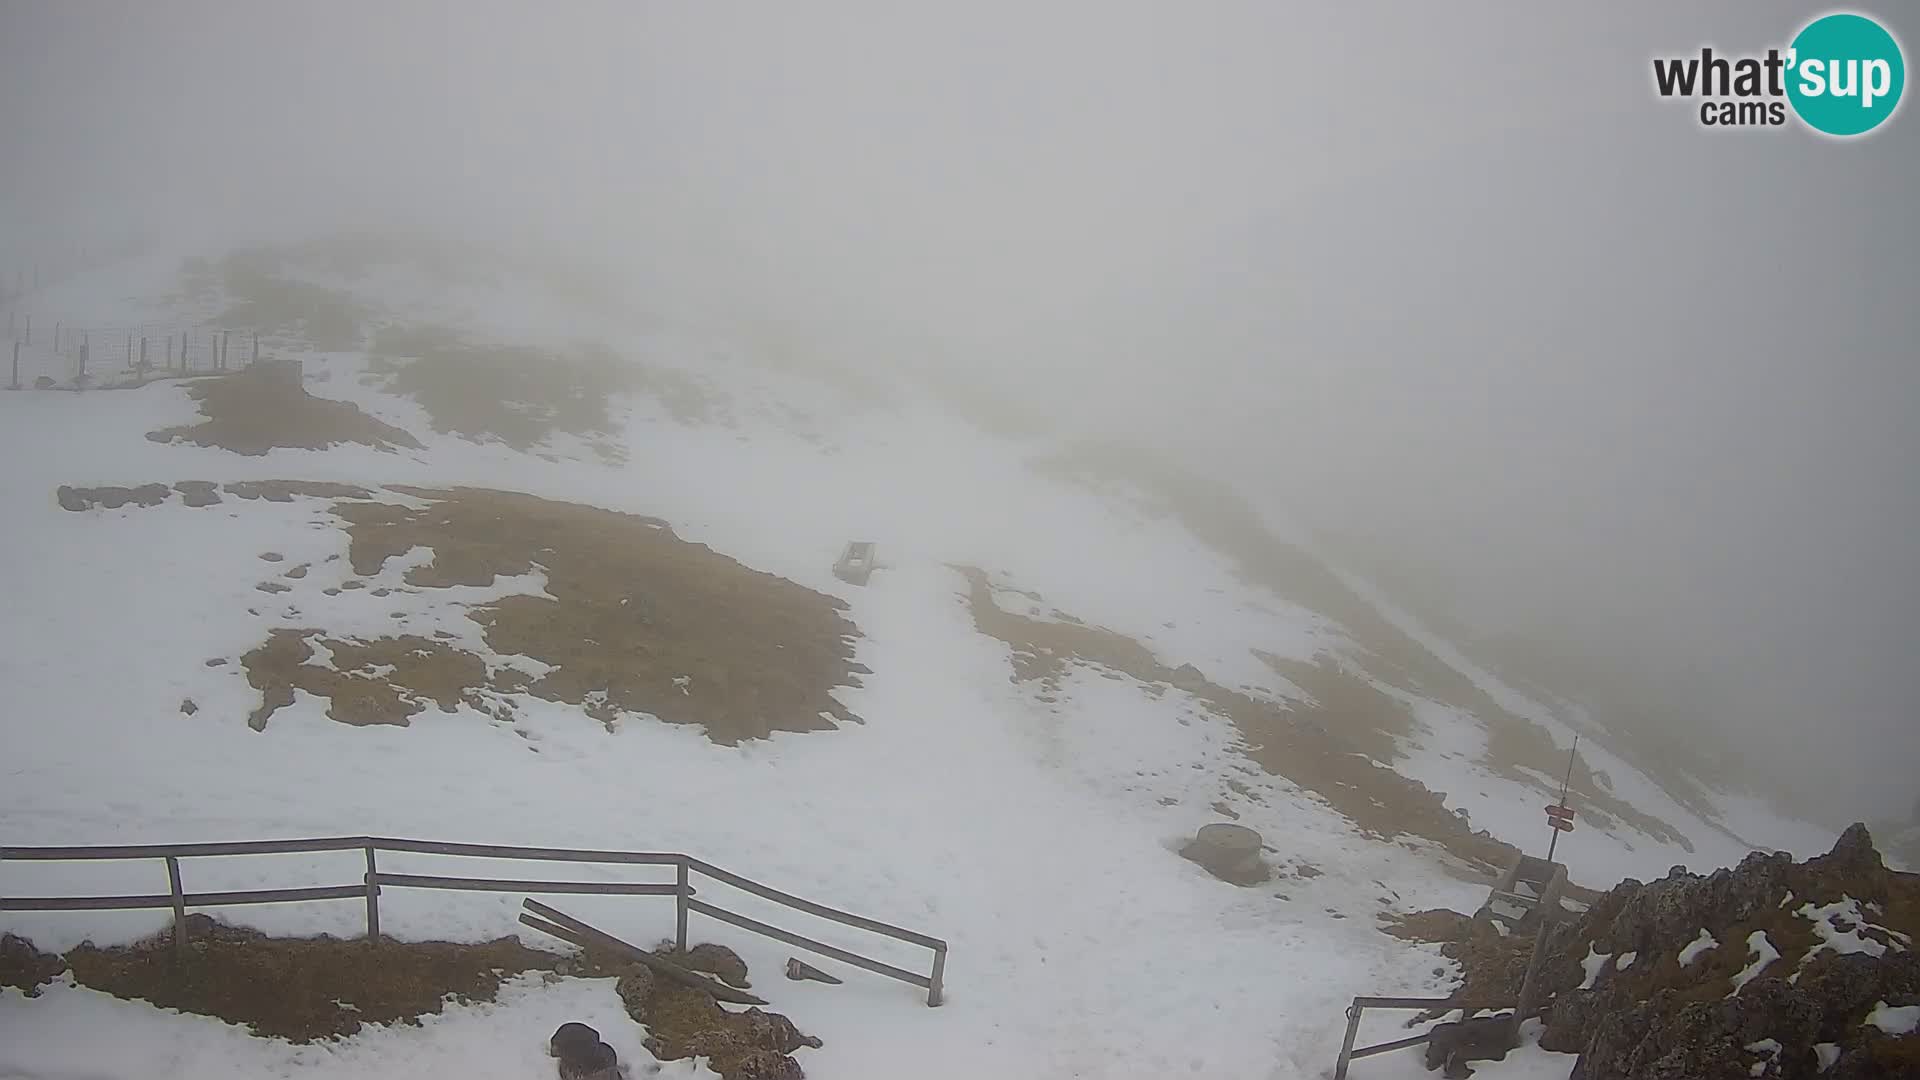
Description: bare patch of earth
954,565,1519,875
364,323,726,458
57,481,861,745
145,363,421,455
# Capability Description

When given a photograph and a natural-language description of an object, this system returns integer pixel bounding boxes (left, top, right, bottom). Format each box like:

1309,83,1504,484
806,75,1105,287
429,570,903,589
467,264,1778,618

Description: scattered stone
323,588,341,596
179,699,198,716
260,552,284,562
785,958,842,985
205,657,228,668
684,943,752,988
1424,1014,1515,1078
256,582,291,594
284,564,308,579
549,1021,600,1058
341,579,366,590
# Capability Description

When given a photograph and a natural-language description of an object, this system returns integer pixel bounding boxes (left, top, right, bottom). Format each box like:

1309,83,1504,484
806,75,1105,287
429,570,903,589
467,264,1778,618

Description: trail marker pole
1545,735,1579,863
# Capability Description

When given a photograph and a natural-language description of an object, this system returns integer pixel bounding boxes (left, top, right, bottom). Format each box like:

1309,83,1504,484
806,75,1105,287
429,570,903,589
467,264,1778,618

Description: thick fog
3,2,1914,825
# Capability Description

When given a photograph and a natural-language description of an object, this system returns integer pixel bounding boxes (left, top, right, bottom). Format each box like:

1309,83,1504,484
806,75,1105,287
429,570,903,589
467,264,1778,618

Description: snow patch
1679,928,1719,967
1580,943,1612,989
1730,931,1781,995
1866,1000,1920,1036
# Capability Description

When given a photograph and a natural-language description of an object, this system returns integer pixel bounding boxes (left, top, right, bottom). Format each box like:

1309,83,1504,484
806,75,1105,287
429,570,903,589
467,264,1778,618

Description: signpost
1545,735,1579,862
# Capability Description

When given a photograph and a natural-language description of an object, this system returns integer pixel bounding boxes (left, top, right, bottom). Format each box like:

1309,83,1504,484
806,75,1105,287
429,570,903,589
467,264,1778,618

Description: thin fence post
167,335,174,369
220,330,230,371
140,336,148,370
252,331,259,366
675,859,690,952
928,945,946,1007
126,333,133,368
53,322,60,352
363,846,380,941
10,340,18,389
166,856,188,958
1333,1000,1363,1080
79,336,88,380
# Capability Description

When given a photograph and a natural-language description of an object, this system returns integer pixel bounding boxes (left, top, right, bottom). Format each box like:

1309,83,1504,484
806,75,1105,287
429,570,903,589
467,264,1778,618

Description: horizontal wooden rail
1334,996,1519,1079
2,837,372,860
686,857,947,951
1,835,948,1007
688,898,932,990
367,838,683,865
2,884,365,911
371,871,684,897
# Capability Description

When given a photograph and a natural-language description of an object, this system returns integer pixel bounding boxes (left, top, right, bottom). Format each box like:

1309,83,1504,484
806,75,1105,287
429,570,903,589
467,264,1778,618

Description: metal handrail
1,836,947,1006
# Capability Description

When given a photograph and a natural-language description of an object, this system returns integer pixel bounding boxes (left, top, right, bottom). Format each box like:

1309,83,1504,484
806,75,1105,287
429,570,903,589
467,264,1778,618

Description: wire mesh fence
6,320,261,390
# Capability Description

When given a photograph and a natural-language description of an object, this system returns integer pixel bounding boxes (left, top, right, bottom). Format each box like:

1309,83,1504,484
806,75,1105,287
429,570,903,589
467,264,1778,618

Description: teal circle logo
1787,13,1905,136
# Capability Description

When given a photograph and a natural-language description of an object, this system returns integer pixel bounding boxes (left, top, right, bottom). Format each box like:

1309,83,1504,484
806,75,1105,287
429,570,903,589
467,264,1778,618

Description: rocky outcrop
1526,824,1919,1079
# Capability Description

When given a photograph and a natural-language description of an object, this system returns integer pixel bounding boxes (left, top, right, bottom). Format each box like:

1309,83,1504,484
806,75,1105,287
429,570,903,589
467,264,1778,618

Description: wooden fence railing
0,836,947,1006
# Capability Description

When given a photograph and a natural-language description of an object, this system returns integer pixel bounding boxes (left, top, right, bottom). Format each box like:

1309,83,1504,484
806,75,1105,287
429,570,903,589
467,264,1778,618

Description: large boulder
1180,823,1270,885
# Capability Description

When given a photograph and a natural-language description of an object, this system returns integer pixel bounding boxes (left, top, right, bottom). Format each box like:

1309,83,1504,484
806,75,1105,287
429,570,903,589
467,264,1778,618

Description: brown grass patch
125,482,866,744
241,629,500,730
146,365,421,455
955,566,1518,873
366,324,724,457
1254,650,1415,764
340,487,861,743
198,249,371,352
60,918,561,1041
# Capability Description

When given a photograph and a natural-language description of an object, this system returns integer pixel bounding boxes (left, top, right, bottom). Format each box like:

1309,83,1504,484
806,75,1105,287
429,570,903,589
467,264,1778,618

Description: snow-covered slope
0,244,1833,1079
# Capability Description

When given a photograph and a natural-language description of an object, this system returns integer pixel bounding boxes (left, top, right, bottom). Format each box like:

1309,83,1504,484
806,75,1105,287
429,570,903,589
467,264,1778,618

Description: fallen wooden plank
521,898,769,1006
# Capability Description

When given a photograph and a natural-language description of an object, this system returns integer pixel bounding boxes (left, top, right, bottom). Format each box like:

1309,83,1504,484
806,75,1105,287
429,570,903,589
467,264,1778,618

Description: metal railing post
928,944,947,1007
165,856,187,957
363,845,380,941
675,858,689,952
1334,1001,1363,1080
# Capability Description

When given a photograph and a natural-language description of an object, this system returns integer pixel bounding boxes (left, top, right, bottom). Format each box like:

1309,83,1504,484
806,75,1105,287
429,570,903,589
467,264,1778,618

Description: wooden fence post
140,337,148,370
10,340,19,389
167,335,174,369
928,944,946,1007
78,337,87,380
363,845,380,941
676,859,690,952
220,330,230,371
126,334,133,368
1333,1001,1364,1080
166,856,188,958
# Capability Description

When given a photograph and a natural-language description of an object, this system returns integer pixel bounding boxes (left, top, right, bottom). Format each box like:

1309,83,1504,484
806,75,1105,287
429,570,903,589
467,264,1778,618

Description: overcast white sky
2,2,1914,824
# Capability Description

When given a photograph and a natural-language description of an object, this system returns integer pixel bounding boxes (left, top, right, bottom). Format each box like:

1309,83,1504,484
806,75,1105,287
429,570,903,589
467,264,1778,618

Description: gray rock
785,957,843,985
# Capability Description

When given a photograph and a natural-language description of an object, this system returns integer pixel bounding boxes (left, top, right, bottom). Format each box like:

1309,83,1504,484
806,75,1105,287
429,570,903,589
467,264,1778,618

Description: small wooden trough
834,541,877,586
